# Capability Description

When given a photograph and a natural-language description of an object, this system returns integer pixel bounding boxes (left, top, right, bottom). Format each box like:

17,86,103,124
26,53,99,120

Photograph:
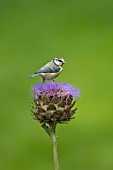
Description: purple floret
32,82,80,100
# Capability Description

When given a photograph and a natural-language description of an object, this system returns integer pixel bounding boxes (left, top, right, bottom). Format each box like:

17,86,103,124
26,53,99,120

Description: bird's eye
58,60,62,62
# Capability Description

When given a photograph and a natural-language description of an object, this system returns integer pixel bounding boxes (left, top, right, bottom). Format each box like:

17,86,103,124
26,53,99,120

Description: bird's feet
42,79,45,83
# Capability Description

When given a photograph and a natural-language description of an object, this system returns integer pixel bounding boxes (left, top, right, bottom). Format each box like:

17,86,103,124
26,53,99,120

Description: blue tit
28,57,66,82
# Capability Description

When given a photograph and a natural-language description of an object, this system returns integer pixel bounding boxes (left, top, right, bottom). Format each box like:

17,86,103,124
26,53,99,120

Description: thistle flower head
31,82,80,125
32,82,80,100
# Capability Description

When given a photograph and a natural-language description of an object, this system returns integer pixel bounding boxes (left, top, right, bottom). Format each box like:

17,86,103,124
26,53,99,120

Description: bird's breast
40,71,61,80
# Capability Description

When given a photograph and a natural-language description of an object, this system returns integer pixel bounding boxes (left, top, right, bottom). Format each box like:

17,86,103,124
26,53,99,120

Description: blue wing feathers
37,66,60,73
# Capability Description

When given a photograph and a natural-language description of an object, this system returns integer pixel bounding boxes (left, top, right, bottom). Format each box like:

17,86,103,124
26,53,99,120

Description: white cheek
55,60,62,66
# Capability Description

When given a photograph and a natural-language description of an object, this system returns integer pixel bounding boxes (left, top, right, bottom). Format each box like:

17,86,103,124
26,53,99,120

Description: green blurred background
0,0,113,169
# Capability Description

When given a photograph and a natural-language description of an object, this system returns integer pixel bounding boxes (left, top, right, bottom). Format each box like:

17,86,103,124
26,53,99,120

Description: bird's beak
63,61,66,64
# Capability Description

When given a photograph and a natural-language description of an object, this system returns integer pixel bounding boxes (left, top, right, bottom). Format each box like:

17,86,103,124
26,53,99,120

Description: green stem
50,125,59,170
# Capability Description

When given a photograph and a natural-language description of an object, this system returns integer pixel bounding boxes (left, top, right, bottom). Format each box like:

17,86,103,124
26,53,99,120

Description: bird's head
53,57,66,66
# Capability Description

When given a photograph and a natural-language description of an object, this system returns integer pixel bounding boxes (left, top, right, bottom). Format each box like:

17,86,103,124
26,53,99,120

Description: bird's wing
37,65,61,73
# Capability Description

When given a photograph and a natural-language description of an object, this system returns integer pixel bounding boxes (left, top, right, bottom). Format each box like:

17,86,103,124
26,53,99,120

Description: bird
28,57,66,82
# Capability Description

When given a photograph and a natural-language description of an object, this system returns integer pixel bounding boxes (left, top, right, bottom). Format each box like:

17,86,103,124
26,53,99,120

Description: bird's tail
27,72,39,78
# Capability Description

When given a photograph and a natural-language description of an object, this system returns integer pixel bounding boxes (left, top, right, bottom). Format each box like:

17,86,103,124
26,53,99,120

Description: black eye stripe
57,60,62,62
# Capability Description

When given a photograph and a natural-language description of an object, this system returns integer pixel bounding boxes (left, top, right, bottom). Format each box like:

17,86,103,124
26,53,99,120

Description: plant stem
50,125,59,170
